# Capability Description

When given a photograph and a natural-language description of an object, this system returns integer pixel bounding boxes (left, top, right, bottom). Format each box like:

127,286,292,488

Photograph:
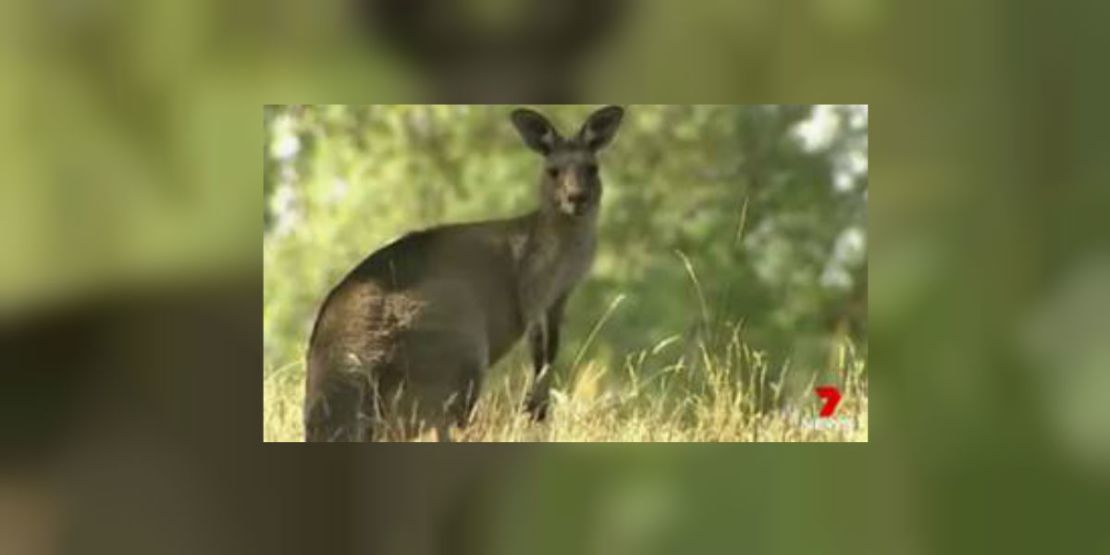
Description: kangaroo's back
304,217,530,440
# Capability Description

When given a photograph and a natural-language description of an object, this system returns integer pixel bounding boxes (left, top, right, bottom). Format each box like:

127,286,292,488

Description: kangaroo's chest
516,230,595,323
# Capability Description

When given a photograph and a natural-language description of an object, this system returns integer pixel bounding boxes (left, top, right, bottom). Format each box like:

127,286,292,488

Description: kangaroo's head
511,106,625,219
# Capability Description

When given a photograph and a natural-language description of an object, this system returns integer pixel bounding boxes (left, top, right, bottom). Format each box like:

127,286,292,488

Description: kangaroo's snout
559,173,592,216
565,189,588,211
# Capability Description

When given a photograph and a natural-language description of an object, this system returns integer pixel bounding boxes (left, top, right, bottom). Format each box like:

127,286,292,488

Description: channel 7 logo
815,386,842,418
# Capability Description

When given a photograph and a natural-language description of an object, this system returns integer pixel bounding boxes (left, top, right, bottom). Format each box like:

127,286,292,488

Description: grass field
263,328,868,443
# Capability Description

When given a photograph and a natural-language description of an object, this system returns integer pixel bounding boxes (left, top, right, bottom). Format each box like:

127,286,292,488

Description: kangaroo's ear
511,108,561,155
578,105,624,151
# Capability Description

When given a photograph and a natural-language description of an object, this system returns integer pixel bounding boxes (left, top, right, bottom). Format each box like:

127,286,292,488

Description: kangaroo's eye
546,167,559,178
585,164,598,176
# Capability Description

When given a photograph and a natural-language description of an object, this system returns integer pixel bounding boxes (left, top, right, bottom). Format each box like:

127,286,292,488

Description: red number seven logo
815,386,842,418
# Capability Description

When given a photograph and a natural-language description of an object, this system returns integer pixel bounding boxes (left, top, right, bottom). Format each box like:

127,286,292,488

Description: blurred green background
263,105,867,392
3,0,1109,553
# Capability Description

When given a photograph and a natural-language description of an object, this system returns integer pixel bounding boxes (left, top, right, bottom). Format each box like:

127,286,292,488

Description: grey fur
304,106,624,441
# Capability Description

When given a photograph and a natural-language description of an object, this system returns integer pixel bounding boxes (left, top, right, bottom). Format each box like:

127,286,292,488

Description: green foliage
263,105,867,390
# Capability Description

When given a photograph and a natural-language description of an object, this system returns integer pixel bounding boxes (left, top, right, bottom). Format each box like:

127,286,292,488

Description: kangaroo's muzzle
559,175,591,215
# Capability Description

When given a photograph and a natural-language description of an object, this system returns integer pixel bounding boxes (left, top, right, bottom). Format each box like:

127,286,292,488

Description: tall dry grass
263,326,867,442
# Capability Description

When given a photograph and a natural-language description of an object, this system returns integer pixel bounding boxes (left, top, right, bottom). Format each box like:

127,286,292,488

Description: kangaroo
304,106,625,441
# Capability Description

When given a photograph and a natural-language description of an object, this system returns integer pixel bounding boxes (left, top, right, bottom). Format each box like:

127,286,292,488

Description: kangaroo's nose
567,190,588,206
